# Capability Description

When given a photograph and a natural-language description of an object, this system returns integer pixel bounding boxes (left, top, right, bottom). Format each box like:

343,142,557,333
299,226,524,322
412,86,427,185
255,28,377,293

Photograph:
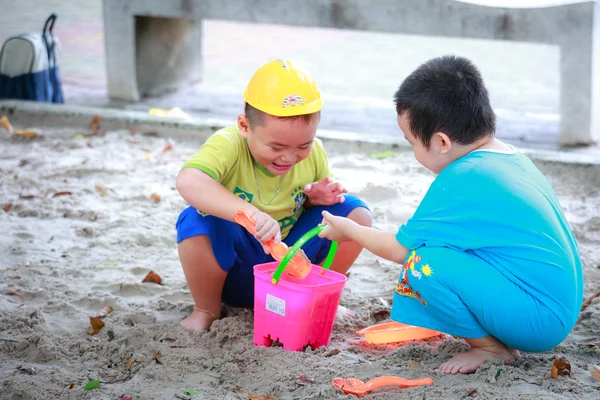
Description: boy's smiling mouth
272,162,293,172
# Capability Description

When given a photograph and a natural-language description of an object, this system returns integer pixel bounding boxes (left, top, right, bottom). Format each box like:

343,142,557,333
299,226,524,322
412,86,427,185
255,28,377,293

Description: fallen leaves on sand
69,384,76,389
95,184,110,197
87,115,107,136
5,291,24,301
84,379,101,391
3,203,12,212
0,115,14,133
160,140,174,154
495,368,503,379
15,129,38,138
52,191,72,198
89,316,105,335
581,290,600,311
551,358,571,379
578,342,600,349
325,349,341,357
6,366,35,377
150,193,161,202
297,374,315,384
123,356,137,371
152,349,162,365
20,194,35,199
369,150,395,160
94,306,113,318
589,364,600,382
128,127,139,135
143,130,159,137
142,271,162,284
233,388,276,400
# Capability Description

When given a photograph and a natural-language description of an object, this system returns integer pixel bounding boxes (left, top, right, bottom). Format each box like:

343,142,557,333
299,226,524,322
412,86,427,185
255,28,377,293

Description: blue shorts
176,195,369,308
390,246,569,352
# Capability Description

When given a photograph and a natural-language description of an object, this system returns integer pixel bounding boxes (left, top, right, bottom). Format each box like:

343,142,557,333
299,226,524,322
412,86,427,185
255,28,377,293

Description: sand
0,124,599,400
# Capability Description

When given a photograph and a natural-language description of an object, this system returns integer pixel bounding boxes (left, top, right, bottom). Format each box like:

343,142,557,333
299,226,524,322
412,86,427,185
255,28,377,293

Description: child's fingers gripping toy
234,211,311,279
236,210,344,351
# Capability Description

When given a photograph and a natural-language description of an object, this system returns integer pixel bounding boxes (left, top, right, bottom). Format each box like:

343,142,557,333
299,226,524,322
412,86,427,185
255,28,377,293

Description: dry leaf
152,349,162,364
5,291,24,301
15,130,38,138
20,194,35,199
52,191,72,198
409,361,420,368
128,127,139,135
581,290,600,310
325,349,340,357
248,394,276,400
124,356,135,371
69,384,76,389
551,358,571,379
3,204,12,212
89,317,105,335
94,306,113,318
142,271,162,284
150,193,161,202
0,115,13,133
95,185,110,197
160,140,174,154
142,131,159,137
297,374,315,384
578,342,600,349
90,115,100,132
589,364,600,382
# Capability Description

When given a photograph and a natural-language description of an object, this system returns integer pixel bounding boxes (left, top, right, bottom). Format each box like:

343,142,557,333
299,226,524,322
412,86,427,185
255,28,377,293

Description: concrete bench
102,0,599,145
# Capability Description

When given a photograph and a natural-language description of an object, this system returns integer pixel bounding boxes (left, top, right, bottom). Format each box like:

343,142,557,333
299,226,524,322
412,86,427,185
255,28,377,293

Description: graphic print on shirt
395,250,433,306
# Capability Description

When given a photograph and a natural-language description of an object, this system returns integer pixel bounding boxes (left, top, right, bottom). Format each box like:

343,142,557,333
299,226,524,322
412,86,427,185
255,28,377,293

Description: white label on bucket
266,294,286,317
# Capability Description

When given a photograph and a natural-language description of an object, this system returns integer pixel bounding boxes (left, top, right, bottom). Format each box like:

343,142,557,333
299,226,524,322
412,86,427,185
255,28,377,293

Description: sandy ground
0,124,599,400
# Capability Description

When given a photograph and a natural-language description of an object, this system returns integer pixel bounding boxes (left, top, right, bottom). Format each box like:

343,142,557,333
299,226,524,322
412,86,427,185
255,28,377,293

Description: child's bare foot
180,308,217,332
438,336,515,374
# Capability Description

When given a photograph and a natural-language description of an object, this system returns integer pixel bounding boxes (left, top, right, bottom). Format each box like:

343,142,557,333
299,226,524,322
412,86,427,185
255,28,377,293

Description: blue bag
0,13,64,103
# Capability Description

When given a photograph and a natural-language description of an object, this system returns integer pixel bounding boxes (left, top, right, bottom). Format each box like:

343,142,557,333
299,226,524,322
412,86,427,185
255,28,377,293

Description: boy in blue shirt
319,55,583,374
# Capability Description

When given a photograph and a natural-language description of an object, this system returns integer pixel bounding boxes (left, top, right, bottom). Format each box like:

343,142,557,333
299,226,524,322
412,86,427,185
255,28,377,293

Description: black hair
393,55,496,147
245,103,320,128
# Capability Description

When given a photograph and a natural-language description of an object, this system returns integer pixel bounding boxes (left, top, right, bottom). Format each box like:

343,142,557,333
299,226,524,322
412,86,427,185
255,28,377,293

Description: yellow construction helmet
243,59,323,117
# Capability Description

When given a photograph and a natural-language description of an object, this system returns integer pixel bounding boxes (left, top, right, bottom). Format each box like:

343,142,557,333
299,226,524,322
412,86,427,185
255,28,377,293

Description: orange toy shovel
332,376,433,397
234,211,311,279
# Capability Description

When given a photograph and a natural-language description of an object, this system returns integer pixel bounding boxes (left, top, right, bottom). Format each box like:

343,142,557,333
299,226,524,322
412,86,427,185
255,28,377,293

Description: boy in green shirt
176,60,372,331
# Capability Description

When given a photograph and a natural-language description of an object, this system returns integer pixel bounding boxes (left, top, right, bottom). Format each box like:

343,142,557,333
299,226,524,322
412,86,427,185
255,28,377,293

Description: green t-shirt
181,126,331,238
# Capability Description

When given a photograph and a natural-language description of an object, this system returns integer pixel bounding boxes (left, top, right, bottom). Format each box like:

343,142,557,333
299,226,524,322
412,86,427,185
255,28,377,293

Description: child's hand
318,210,357,242
304,177,348,206
249,210,281,253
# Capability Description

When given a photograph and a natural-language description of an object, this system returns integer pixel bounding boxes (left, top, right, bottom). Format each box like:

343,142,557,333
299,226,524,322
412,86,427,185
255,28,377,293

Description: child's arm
319,211,408,264
176,168,280,243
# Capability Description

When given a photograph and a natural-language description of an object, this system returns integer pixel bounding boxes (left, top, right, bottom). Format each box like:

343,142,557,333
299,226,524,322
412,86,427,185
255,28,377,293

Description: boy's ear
432,131,453,154
238,114,250,138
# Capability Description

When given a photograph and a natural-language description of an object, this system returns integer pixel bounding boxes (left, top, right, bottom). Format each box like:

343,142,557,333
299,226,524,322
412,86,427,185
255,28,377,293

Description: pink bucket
253,262,347,351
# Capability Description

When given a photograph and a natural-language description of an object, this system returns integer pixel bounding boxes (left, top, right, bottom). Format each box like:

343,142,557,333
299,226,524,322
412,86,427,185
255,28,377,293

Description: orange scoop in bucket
332,376,433,397
234,211,311,279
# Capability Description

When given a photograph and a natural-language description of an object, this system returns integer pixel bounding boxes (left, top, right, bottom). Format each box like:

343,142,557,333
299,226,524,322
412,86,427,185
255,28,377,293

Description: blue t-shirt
396,149,583,326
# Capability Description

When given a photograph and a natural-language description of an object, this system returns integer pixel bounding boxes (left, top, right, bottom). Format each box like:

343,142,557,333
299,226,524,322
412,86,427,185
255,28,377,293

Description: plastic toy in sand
332,376,433,397
356,321,442,345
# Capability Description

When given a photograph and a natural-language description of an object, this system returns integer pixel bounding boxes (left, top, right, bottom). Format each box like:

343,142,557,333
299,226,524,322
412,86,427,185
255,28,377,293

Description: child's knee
347,206,372,227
